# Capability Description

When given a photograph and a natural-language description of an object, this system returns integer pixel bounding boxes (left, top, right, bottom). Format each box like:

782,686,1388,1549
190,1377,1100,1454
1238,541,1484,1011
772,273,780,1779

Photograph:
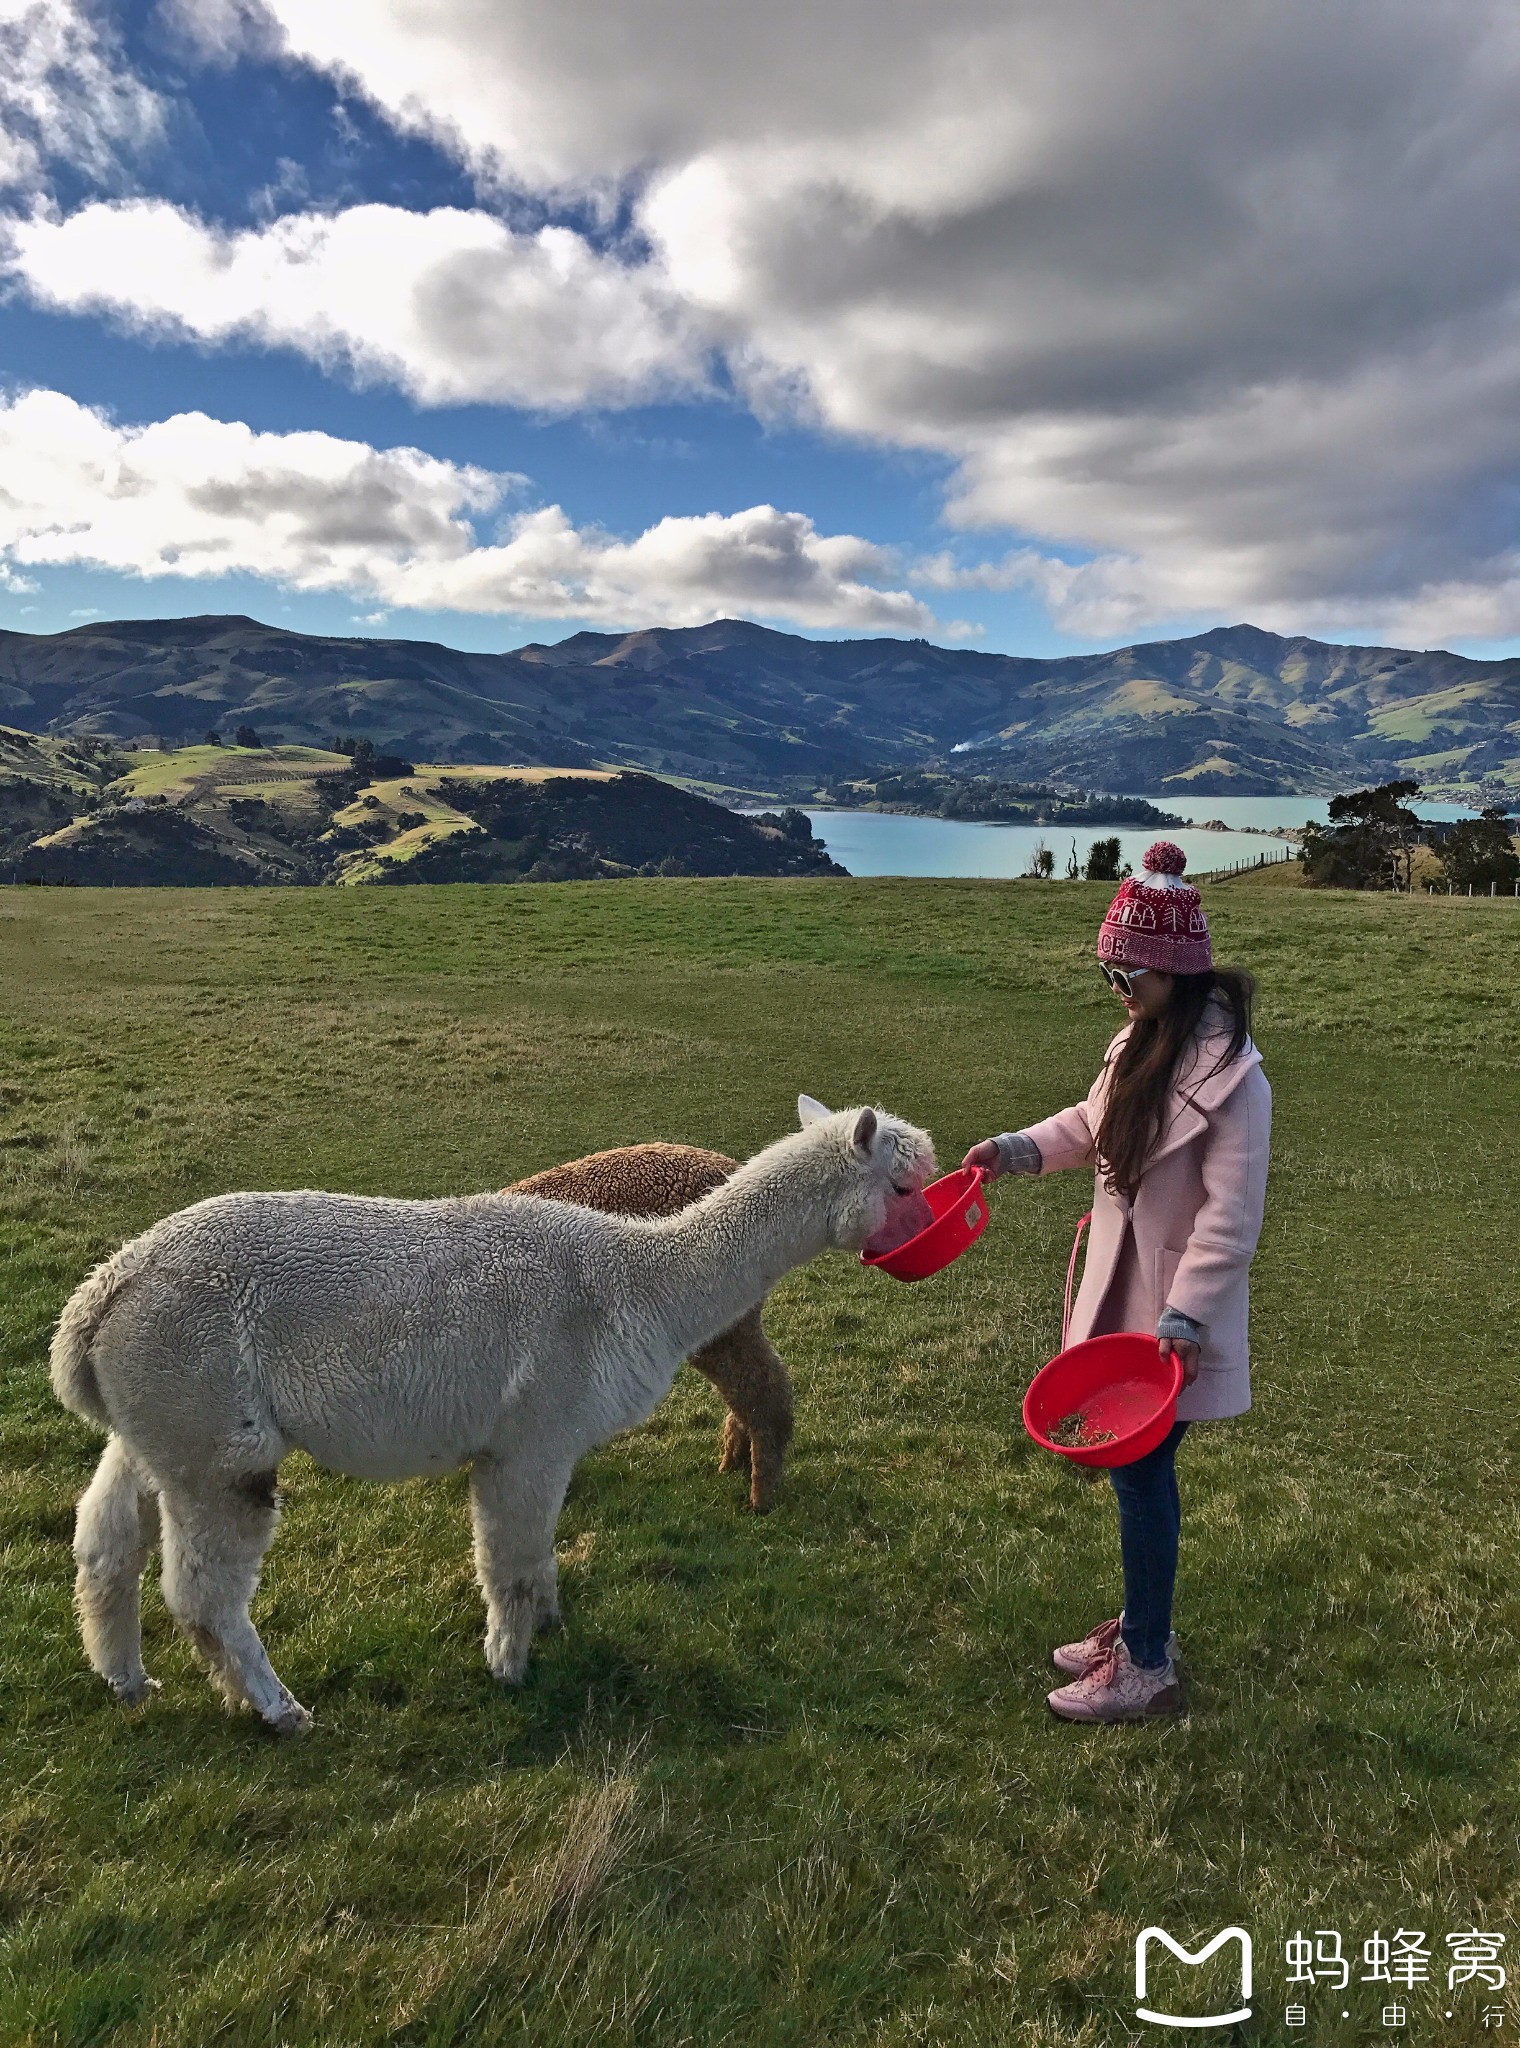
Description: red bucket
1022,1331,1184,1468
860,1165,988,1282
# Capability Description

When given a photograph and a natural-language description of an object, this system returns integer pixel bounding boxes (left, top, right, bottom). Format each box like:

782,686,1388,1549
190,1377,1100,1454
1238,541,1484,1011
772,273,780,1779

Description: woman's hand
1157,1305,1203,1386
961,1138,1004,1179
962,1133,1041,1180
1158,1333,1201,1385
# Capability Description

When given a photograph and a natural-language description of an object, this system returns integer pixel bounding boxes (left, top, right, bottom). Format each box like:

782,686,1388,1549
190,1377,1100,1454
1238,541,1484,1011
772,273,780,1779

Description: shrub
1084,836,1122,882
1436,808,1520,892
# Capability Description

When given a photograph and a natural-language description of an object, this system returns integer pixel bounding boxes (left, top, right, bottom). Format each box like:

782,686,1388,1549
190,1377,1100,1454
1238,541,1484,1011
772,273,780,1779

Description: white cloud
9,4,1520,637
5,199,709,411
125,0,1520,641
404,503,934,631
0,388,938,632
0,0,163,193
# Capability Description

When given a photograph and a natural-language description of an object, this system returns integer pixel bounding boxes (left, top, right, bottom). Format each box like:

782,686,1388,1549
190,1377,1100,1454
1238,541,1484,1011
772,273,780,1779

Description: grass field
2,878,1518,2047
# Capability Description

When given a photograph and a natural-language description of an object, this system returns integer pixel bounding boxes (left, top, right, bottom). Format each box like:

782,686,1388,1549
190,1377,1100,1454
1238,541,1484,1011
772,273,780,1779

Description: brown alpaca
506,1144,795,1510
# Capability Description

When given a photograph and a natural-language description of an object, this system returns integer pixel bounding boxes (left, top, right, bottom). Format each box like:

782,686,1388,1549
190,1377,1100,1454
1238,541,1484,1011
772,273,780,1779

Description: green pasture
1,878,1518,2046
114,745,350,802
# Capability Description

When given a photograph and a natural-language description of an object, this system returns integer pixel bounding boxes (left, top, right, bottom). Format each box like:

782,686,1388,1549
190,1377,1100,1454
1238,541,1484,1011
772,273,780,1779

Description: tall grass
1,879,1517,2045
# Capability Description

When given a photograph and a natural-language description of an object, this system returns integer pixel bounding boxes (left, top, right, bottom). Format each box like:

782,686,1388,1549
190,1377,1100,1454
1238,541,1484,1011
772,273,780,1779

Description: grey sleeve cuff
993,1131,1042,1177
1158,1305,1204,1346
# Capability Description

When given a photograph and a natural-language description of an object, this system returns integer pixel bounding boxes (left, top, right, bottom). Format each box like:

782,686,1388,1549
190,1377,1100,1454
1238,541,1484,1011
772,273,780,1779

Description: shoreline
787,801,1295,835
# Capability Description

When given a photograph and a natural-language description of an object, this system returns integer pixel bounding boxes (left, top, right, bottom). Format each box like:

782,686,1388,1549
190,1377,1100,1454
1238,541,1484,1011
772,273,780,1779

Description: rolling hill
0,732,842,887
0,613,1516,798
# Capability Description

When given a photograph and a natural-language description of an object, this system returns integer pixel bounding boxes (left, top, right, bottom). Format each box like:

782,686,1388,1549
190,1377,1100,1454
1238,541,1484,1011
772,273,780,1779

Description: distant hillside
0,731,842,886
0,725,126,857
0,613,1516,798
949,622,1520,800
371,774,844,885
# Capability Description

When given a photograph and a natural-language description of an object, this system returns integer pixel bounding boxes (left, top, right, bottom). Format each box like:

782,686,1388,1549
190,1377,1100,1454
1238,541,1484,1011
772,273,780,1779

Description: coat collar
1171,1028,1262,1114
1097,1017,1262,1167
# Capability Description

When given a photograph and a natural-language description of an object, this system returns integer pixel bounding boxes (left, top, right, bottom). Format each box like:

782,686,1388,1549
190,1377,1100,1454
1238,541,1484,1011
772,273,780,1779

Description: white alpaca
52,1098,934,1734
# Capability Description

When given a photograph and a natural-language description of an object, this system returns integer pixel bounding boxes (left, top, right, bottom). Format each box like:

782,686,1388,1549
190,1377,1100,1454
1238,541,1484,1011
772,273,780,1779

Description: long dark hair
1095,967,1255,1201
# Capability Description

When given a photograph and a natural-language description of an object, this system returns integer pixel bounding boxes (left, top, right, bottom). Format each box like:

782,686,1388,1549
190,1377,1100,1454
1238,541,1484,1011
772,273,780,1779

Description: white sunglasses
1099,962,1153,998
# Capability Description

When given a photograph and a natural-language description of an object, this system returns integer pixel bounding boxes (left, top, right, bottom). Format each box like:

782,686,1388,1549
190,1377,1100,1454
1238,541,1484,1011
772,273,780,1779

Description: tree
234,725,262,749
1084,836,1122,882
1025,838,1054,878
204,729,222,747
1301,779,1422,890
1065,838,1080,880
1437,808,1520,892
345,736,415,780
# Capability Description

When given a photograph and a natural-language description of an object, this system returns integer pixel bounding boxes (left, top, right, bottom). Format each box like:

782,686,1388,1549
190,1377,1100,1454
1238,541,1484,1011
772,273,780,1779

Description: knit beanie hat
1097,841,1212,975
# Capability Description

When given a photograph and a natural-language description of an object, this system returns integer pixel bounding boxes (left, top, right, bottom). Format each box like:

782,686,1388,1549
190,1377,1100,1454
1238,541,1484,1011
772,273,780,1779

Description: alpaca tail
50,1245,143,1429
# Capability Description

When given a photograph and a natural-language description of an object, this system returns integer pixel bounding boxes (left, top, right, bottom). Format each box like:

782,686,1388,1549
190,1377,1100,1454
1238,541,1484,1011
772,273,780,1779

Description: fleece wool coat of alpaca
508,1145,793,1511
50,1101,935,1734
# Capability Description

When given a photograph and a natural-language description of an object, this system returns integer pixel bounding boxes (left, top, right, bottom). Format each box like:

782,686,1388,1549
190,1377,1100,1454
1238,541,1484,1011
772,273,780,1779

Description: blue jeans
1110,1421,1190,1670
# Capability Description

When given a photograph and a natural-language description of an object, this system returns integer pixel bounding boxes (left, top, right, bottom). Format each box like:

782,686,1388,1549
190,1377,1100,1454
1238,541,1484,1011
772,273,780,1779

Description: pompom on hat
1097,841,1212,976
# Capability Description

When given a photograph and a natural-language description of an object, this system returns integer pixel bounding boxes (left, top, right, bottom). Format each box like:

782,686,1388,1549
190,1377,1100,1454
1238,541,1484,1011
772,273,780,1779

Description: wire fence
1193,845,1302,884
1194,844,1520,895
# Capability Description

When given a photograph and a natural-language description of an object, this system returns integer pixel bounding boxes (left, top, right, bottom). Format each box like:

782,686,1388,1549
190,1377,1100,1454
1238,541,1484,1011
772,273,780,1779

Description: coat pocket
1154,1246,1184,1318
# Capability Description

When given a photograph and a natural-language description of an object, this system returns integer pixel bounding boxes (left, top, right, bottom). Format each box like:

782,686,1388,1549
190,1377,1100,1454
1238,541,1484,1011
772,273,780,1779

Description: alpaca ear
851,1106,878,1155
797,1093,832,1126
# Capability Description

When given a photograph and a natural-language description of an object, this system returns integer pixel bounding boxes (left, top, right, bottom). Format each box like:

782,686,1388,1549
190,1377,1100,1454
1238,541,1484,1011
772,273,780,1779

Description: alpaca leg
718,1411,751,1476
469,1456,573,1686
742,1324,794,1513
73,1434,162,1706
690,1328,758,1484
158,1475,309,1736
691,1311,795,1511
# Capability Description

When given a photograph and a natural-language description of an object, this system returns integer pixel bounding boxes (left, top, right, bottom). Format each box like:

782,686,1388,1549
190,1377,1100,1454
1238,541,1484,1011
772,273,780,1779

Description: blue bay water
796,811,1286,880
1155,794,1476,830
792,795,1482,880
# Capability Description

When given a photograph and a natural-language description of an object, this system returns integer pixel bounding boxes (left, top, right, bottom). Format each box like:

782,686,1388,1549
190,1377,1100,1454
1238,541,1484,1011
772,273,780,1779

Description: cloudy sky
2,0,1519,656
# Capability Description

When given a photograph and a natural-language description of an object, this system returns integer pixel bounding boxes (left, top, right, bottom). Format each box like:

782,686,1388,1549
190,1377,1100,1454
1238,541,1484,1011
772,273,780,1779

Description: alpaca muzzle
861,1188,935,1259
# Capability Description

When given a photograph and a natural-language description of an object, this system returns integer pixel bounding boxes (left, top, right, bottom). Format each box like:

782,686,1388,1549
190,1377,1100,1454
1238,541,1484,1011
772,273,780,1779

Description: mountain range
1,613,1516,798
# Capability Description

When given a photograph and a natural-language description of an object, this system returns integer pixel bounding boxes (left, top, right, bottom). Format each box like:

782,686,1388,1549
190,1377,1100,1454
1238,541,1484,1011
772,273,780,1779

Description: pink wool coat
1021,1021,1271,1422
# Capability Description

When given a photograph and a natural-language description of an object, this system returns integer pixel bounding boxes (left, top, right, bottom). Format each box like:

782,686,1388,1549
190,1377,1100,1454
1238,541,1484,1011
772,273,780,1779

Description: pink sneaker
1048,1638,1182,1722
1052,1616,1180,1678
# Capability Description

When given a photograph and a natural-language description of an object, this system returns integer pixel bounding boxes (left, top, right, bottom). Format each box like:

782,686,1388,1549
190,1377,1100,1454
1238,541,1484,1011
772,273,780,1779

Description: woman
965,841,1271,1723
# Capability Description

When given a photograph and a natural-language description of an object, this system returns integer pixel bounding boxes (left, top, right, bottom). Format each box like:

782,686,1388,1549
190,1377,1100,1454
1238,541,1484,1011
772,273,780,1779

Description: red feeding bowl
1022,1332,1184,1468
860,1165,988,1282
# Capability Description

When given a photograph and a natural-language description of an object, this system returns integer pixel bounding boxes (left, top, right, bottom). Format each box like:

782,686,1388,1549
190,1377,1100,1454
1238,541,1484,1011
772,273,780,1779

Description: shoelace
1085,1647,1122,1690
